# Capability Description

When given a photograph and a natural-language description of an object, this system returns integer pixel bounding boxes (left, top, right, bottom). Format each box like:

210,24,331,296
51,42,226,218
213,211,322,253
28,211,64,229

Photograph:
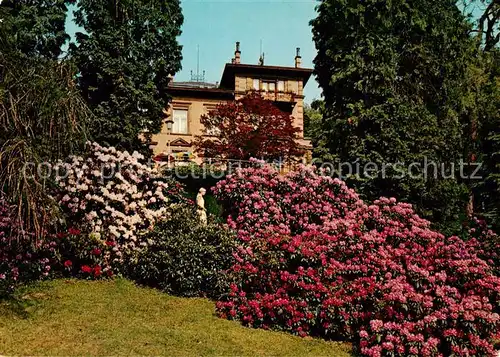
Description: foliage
0,0,74,59
163,163,226,218
53,142,187,264
311,0,476,233
194,92,303,162
0,15,89,238
52,228,116,279
0,197,55,297
462,0,500,51
214,165,500,356
468,217,500,277
71,0,183,153
303,99,323,144
131,206,236,298
163,163,227,192
0,198,113,296
473,51,500,231
203,193,224,220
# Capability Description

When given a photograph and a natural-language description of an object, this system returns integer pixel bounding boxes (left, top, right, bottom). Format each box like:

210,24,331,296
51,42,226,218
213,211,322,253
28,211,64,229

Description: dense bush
53,142,186,265
52,228,117,279
131,205,236,298
163,163,227,192
467,217,500,278
0,202,115,296
0,197,55,297
214,164,500,356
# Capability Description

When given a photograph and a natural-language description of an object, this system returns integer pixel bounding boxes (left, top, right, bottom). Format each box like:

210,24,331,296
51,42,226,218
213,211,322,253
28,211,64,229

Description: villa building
151,42,313,163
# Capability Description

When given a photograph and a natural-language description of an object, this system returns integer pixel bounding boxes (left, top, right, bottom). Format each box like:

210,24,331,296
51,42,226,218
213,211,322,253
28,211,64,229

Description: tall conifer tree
311,0,475,232
71,0,183,152
0,0,73,59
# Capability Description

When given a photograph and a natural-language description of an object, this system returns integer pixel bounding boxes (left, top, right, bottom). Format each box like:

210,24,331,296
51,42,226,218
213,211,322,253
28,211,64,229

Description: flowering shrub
52,228,116,279
53,142,186,268
467,217,500,278
0,198,55,297
214,164,500,356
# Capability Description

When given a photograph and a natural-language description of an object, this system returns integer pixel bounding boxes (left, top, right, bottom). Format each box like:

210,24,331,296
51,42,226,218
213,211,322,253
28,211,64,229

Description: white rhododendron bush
53,142,186,260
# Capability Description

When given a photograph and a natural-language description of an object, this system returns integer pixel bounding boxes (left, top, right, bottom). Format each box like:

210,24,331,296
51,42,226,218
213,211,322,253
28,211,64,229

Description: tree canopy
311,0,477,232
0,0,74,59
71,0,183,153
0,2,89,237
194,92,303,162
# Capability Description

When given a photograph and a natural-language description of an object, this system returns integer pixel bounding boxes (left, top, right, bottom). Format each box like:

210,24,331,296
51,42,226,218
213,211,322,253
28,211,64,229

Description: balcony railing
256,91,297,103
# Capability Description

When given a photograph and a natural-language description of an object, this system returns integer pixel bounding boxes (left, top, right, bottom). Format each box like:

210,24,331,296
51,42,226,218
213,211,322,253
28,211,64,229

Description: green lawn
0,279,351,356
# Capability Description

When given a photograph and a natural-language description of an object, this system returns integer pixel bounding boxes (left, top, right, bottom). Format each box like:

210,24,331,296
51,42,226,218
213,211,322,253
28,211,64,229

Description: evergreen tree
459,1,500,229
474,51,500,229
303,99,324,144
0,0,73,59
311,0,475,232
71,0,183,153
462,0,499,51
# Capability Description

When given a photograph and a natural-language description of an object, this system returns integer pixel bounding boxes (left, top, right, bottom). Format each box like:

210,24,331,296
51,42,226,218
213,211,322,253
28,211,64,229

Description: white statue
196,187,207,225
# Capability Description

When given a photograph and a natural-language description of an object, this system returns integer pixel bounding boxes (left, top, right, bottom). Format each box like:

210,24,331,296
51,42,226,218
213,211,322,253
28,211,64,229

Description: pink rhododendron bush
213,164,500,357
0,197,55,296
52,142,186,272
468,217,500,278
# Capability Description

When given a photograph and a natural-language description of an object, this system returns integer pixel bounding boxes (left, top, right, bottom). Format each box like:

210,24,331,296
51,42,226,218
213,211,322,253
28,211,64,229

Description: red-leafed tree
194,92,303,161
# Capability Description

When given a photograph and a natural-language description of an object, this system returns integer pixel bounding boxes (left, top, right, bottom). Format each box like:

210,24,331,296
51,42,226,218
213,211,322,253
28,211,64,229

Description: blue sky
65,0,322,103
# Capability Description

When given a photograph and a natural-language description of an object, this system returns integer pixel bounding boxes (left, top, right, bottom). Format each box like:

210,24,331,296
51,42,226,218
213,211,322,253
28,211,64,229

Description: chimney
234,41,241,64
295,47,302,68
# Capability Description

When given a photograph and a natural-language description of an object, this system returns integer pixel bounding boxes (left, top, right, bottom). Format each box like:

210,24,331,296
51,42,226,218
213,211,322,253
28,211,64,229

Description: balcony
253,90,297,103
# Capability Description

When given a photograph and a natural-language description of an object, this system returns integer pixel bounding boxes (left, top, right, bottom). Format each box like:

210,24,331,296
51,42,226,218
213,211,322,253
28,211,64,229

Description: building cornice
220,63,313,89
167,85,235,99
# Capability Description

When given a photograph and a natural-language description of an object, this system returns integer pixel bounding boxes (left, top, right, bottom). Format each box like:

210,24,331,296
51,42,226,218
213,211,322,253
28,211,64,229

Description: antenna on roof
197,45,200,77
258,39,265,65
190,45,205,82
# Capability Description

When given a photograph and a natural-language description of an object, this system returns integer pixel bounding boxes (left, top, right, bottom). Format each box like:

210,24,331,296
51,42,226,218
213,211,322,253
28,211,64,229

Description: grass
0,279,352,356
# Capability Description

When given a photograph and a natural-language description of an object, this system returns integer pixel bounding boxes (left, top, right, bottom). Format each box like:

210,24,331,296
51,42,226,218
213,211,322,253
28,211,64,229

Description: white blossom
53,141,177,257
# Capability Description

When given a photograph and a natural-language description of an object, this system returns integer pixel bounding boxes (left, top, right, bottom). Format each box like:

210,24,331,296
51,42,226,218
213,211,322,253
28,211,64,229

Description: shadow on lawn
0,282,55,319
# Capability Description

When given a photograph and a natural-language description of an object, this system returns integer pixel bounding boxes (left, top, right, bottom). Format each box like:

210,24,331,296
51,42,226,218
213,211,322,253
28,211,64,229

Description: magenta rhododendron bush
213,164,500,357
0,197,54,295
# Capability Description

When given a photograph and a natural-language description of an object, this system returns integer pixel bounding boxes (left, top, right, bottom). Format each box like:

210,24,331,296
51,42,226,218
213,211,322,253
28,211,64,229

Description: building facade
151,42,313,163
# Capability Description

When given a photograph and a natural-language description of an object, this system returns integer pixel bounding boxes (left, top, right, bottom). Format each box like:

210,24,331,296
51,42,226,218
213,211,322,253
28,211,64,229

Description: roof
219,63,313,89
167,84,234,99
170,81,218,89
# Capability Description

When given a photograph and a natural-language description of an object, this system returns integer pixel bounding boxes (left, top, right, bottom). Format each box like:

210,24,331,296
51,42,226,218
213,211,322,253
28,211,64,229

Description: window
253,79,260,90
262,81,276,92
251,79,281,92
172,109,188,134
277,80,285,92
